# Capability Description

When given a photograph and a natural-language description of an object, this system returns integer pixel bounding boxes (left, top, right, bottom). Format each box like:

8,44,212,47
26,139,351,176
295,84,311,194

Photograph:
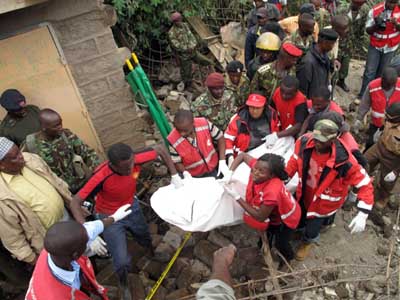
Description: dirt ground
3,60,400,300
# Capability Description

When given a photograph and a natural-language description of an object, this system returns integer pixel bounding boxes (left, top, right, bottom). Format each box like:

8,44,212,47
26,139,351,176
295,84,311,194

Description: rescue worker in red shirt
271,75,309,138
224,94,279,167
70,143,181,299
355,67,400,150
167,109,229,178
26,207,131,300
299,86,344,135
224,153,301,264
286,119,374,261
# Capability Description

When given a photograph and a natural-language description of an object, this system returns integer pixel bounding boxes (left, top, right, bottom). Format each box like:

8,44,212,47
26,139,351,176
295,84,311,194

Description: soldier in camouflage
336,0,369,92
224,60,250,108
311,0,332,29
191,73,237,130
284,13,316,55
22,109,100,193
250,43,303,100
167,12,214,87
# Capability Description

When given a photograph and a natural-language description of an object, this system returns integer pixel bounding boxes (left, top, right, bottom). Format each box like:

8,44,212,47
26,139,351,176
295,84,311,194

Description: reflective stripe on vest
320,193,342,202
373,31,400,39
186,148,217,170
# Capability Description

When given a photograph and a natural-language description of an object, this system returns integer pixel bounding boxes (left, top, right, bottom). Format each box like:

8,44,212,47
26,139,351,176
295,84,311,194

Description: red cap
205,72,224,88
282,42,302,57
246,94,266,108
171,12,182,22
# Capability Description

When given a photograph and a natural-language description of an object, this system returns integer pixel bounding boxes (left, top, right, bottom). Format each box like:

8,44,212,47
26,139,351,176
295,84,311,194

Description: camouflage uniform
283,29,314,55
250,61,296,100
224,74,250,107
191,89,236,130
336,4,369,81
23,129,100,193
168,22,214,85
314,8,332,29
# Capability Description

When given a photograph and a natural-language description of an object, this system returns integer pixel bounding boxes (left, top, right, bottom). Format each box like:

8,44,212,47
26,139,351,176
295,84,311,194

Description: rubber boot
295,242,313,261
119,271,132,300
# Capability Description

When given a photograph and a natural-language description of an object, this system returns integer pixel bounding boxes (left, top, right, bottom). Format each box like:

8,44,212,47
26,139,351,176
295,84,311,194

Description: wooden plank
186,16,233,68
0,0,48,15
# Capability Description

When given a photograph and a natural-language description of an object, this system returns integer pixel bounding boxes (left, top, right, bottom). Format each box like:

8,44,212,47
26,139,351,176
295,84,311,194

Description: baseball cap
0,89,26,112
246,94,266,108
313,119,339,142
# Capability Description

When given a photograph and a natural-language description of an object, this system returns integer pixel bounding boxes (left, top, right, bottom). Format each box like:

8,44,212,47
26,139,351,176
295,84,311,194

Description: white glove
111,204,132,222
373,129,382,143
346,190,357,203
384,171,397,182
227,156,234,168
217,160,230,177
263,132,278,147
183,171,192,180
223,184,241,201
353,119,363,132
89,236,108,256
171,173,184,188
349,211,368,234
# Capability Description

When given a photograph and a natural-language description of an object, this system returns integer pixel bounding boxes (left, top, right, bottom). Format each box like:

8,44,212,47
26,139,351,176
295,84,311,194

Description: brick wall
0,0,147,149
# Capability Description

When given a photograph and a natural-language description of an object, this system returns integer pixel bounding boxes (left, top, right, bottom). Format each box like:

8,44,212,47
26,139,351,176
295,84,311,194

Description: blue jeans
358,45,395,98
97,198,151,279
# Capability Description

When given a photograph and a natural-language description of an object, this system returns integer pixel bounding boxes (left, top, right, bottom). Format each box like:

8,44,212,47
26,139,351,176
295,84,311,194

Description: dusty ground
3,59,400,300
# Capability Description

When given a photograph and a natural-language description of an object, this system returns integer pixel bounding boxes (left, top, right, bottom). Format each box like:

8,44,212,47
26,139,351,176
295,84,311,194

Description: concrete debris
207,230,232,248
162,230,183,250
154,242,175,263
193,240,219,267
155,84,173,99
158,64,181,83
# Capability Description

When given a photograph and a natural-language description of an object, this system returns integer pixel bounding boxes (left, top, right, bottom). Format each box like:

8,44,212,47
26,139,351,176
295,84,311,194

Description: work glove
353,119,363,132
217,160,231,177
373,129,382,143
262,132,278,148
349,211,368,234
89,236,108,257
183,171,192,180
171,173,184,188
111,204,132,222
227,155,234,169
384,171,397,182
223,184,241,201
346,190,357,203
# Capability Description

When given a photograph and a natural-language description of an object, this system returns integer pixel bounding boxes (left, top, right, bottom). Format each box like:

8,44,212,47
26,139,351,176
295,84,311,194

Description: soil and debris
2,59,400,300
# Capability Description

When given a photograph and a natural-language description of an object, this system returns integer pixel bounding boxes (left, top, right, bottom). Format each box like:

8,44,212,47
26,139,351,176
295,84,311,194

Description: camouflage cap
313,119,339,142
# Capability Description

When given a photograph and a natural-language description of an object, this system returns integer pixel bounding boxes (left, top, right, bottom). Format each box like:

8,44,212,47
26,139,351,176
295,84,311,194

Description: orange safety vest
369,78,400,127
167,117,218,176
25,250,108,300
370,3,400,48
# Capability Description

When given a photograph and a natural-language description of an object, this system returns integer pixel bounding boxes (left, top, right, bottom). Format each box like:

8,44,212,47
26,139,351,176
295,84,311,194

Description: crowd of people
0,0,400,299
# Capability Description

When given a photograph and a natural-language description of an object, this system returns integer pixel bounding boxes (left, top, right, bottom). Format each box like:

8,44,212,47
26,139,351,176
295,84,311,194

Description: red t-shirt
304,150,330,209
78,150,158,214
245,159,283,225
272,88,308,131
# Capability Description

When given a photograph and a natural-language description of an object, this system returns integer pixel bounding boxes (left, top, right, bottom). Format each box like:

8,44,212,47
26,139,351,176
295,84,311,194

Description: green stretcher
125,53,172,144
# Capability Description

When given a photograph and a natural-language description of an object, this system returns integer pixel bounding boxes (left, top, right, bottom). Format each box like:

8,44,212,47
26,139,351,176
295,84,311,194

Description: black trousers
365,124,380,152
267,224,295,261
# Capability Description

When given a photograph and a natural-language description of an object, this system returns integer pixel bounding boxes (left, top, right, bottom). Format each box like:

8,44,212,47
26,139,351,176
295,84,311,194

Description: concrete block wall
0,0,147,149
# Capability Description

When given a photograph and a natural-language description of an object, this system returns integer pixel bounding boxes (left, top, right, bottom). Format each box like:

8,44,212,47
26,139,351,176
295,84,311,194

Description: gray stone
154,242,175,263
95,29,117,53
207,230,232,248
151,234,163,248
335,283,350,298
128,273,145,300
377,244,390,256
193,240,219,267
190,259,211,278
382,216,392,226
163,230,183,250
155,84,173,99
136,257,163,280
63,38,99,64
176,265,202,290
